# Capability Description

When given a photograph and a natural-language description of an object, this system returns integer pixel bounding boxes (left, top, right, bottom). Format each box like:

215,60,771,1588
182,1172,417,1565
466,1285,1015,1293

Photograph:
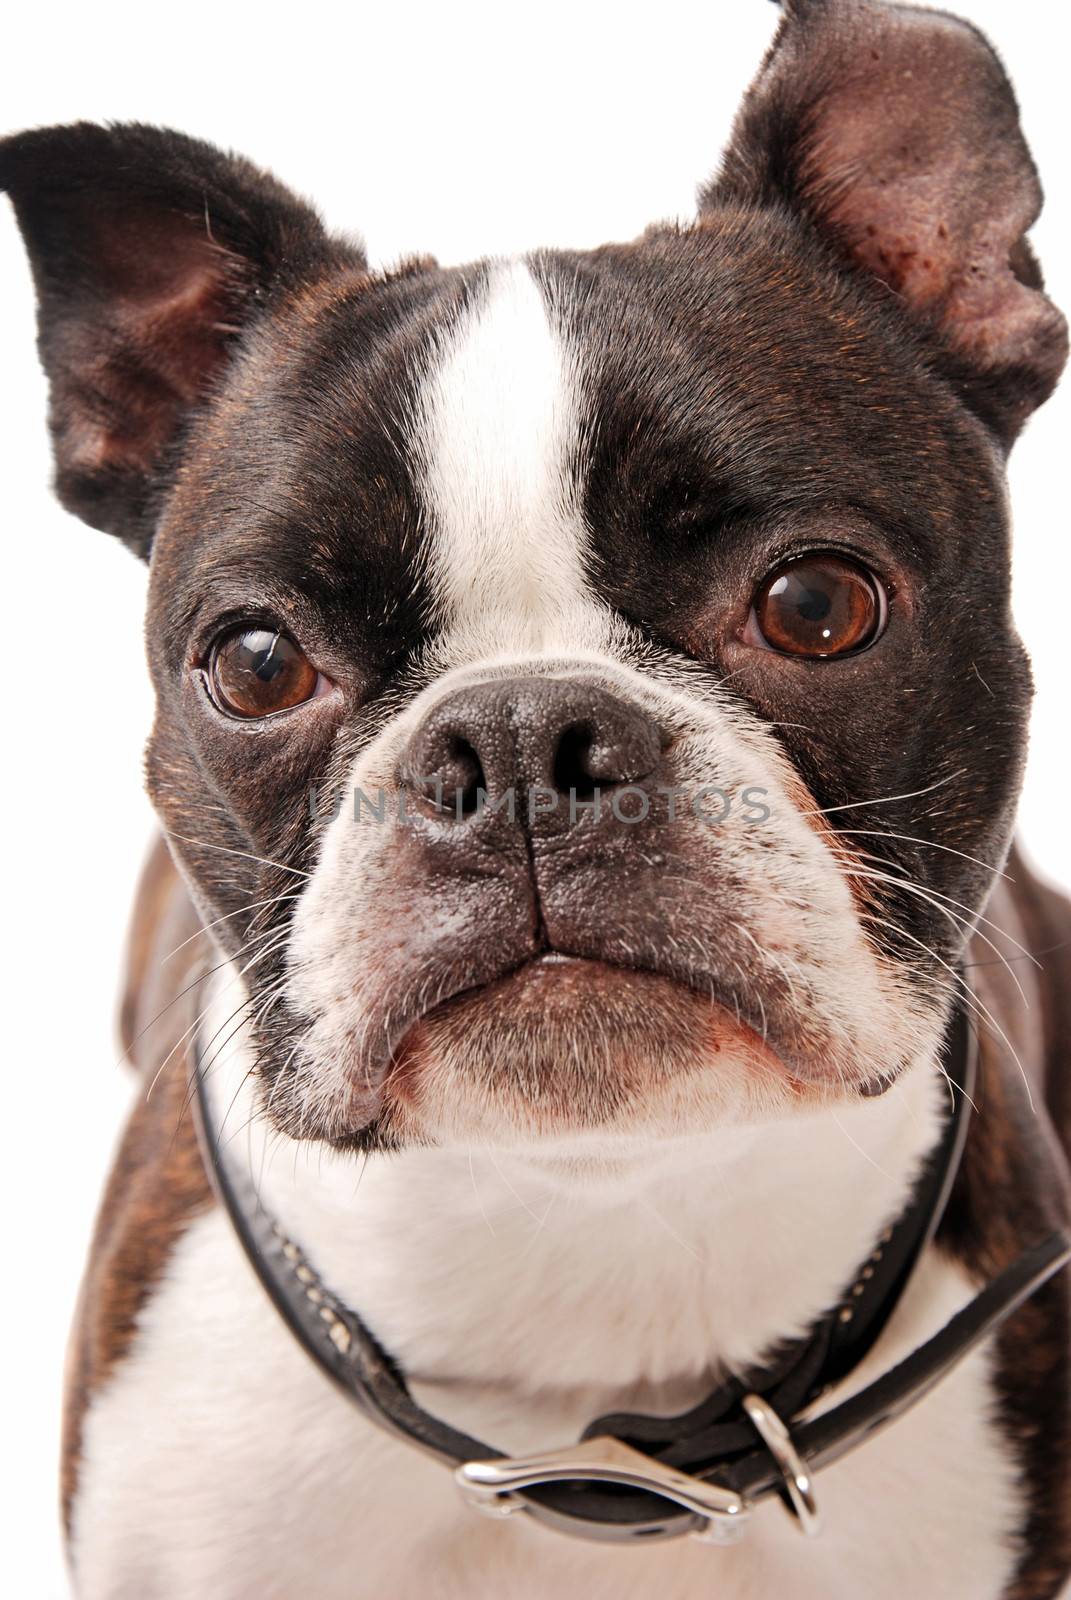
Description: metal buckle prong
741,1392,821,1537
456,1435,751,1545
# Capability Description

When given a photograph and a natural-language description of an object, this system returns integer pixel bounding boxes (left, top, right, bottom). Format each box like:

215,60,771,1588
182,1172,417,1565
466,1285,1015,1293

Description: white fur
414,257,617,664
69,976,1024,1598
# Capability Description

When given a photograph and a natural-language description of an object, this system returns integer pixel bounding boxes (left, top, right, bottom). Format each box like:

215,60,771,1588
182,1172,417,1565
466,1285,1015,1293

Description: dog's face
3,0,1065,1152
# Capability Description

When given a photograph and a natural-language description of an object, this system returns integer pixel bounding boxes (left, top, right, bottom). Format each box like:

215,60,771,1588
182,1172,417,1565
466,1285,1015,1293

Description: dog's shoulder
943,852,1071,1600
1005,848,1071,1166
62,838,213,1532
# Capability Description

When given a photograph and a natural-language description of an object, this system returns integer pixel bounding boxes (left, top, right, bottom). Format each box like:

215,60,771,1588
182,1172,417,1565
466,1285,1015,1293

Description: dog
4,0,1071,1594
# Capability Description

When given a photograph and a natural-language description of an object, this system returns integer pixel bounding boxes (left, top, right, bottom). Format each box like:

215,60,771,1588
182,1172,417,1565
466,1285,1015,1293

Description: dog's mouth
380,949,795,1127
396,949,776,1054
279,877,941,1144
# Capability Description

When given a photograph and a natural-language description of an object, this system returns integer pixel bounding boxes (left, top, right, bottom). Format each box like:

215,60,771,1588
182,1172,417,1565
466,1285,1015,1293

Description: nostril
449,738,485,816
552,712,661,797
553,721,598,800
415,735,486,817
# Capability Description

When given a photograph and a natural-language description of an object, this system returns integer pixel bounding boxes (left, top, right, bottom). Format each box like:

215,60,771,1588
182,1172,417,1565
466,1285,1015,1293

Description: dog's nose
398,676,664,820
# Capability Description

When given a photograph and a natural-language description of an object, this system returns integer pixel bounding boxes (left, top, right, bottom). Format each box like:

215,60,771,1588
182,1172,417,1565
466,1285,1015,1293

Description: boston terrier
3,0,1070,1595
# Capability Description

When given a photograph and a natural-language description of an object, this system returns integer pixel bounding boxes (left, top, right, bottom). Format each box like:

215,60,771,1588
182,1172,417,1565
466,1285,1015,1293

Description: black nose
398,676,664,821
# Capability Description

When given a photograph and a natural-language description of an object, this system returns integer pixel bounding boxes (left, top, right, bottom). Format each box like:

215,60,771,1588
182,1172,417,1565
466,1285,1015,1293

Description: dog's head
4,0,1065,1152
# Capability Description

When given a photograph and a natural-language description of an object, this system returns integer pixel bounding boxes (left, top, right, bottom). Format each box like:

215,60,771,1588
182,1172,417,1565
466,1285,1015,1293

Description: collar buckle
455,1435,751,1545
741,1392,821,1535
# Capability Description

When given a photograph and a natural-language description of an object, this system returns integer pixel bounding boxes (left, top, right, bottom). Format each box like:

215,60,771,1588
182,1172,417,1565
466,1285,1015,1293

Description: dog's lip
386,946,786,1073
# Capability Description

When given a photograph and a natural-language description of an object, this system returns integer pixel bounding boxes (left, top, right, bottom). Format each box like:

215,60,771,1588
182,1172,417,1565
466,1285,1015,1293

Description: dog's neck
208,971,946,1452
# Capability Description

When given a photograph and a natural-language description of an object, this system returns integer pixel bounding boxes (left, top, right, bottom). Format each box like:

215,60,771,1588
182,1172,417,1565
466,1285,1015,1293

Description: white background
2,2,1068,1592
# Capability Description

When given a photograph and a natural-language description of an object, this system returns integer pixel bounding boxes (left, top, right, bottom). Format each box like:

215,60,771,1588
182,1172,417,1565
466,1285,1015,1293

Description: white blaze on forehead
414,257,612,660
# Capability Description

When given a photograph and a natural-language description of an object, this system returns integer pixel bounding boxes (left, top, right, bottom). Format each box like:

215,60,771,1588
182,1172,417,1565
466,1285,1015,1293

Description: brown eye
751,555,886,658
209,628,319,718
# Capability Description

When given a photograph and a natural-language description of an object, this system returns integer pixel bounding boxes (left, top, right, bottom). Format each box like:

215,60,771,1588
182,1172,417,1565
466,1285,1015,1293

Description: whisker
845,865,1030,1008
166,831,310,880
964,937,1071,971
836,828,1011,880
829,1108,894,1180
155,937,288,1105
468,1152,498,1238
804,771,963,819
162,893,300,963
638,1197,703,1263
859,909,1034,1115
848,849,1037,963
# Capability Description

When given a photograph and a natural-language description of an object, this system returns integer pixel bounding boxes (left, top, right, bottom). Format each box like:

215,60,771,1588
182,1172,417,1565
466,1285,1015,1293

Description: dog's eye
208,627,319,718
751,555,886,658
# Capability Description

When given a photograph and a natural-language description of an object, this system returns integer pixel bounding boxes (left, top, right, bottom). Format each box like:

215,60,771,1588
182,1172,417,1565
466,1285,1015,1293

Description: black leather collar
191,999,1070,1546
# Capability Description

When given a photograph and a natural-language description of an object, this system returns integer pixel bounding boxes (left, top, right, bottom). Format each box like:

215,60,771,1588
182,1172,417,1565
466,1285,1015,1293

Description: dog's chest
70,1203,1023,1600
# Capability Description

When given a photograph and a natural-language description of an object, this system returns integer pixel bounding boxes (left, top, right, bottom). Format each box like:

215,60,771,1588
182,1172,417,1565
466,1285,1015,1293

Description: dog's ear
702,0,1067,445
0,124,358,557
